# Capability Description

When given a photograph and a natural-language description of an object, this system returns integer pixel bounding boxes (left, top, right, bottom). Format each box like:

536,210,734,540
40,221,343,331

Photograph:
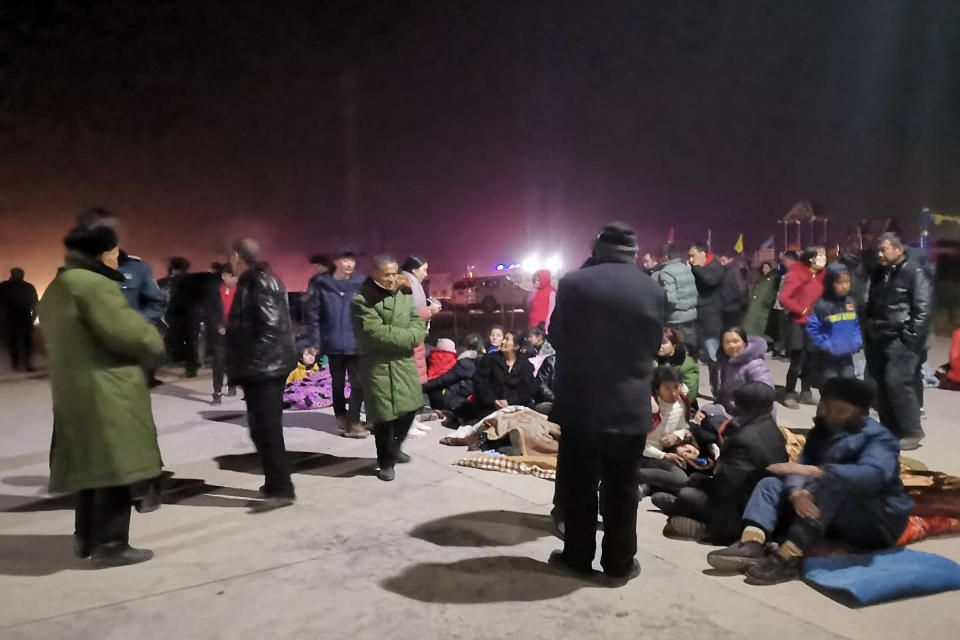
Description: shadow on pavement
0,535,89,576
152,383,215,403
410,510,554,547
199,410,247,425
1,475,49,487
213,451,377,478
198,410,343,436
381,555,596,603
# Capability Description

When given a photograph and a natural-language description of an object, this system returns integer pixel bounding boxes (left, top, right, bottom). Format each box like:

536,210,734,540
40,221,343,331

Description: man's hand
494,399,509,409
660,433,682,449
664,452,686,468
767,462,823,478
790,490,820,519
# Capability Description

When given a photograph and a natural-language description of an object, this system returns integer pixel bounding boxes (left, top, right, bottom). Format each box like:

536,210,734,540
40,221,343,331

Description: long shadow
410,510,554,547
0,535,90,576
213,451,377,478
198,410,344,435
199,410,247,426
381,555,597,603
152,383,214,403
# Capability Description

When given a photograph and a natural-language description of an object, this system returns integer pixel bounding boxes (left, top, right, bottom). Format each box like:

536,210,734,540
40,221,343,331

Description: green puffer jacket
655,258,698,325
351,279,426,424
38,251,165,493
743,271,781,337
655,346,701,402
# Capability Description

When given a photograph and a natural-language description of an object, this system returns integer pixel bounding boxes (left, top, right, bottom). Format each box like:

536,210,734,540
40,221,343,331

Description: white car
451,274,530,314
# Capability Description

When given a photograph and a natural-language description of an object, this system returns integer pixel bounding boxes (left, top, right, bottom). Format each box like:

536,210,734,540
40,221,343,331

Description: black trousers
865,338,924,439
5,318,33,370
374,411,417,469
243,377,295,497
208,332,229,394
75,485,132,553
638,457,690,493
556,429,644,577
168,311,200,372
328,354,363,422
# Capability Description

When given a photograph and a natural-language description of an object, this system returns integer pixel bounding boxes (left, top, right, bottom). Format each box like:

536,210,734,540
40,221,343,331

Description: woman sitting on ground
471,330,537,416
713,326,775,418
422,333,483,414
638,366,694,496
656,328,700,405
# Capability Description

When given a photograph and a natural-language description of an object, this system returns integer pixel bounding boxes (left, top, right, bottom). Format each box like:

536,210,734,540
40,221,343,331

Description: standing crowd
22,208,943,585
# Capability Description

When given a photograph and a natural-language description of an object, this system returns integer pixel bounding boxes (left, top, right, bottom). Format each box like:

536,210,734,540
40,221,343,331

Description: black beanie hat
821,377,874,412
592,222,639,263
64,225,119,257
733,381,776,414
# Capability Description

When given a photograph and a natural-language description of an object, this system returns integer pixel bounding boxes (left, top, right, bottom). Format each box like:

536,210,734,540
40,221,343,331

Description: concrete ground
0,338,958,639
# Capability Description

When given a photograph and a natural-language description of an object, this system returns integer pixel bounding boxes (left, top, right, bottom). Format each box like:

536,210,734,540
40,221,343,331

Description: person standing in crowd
864,232,931,451
805,263,863,389
528,269,557,333
718,252,746,330
742,262,780,340
401,255,441,386
351,254,426,482
162,257,208,378
640,251,660,275
118,251,167,387
837,245,872,379
304,248,367,438
299,254,334,325
207,264,239,404
771,251,799,358
688,242,725,394
655,245,699,357
39,221,164,566
550,222,665,585
227,239,298,511
778,246,826,409
0,267,39,371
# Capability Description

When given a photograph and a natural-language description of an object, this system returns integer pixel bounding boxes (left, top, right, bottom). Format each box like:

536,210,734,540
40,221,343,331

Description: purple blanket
283,366,351,411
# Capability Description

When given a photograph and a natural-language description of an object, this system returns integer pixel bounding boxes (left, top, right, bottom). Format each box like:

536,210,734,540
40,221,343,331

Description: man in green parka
39,218,164,567
351,255,426,482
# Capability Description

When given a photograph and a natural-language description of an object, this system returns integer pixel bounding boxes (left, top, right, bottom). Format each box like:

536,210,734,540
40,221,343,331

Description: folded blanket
455,453,557,480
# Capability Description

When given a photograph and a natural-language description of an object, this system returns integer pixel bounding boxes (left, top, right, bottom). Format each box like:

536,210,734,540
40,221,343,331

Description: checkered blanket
455,453,557,480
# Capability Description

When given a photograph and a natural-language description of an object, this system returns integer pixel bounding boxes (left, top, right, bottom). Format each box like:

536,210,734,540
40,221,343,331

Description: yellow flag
734,233,744,254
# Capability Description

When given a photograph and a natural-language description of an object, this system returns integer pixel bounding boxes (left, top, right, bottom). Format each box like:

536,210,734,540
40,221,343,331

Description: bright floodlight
521,255,540,272
545,254,562,272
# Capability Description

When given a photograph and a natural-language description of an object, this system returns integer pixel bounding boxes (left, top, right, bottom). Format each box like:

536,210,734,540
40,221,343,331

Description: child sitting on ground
638,366,694,495
287,347,321,384
427,338,458,380
283,348,340,411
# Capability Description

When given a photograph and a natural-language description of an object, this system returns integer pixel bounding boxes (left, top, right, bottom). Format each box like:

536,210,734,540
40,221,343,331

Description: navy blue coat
806,264,863,357
118,255,166,321
304,273,364,355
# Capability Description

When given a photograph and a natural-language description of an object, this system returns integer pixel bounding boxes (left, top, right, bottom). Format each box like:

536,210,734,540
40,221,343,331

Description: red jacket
778,261,824,324
219,284,236,325
528,269,557,331
948,329,960,384
427,349,457,381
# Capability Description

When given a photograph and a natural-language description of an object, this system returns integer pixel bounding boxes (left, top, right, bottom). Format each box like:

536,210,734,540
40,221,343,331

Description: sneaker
663,516,706,541
378,467,396,482
342,422,369,439
415,420,432,433
547,550,595,578
899,436,924,451
89,543,154,568
779,393,800,410
249,495,295,514
397,452,411,464
212,393,222,405
406,424,427,439
706,540,769,572
798,390,817,406
744,552,802,585
603,559,641,587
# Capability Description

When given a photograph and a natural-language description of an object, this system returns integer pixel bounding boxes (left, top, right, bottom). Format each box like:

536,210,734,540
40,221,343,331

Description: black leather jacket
865,255,932,351
535,354,556,403
227,263,297,383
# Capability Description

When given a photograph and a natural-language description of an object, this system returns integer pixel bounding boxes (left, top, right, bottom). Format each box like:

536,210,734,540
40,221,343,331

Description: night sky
2,1,959,291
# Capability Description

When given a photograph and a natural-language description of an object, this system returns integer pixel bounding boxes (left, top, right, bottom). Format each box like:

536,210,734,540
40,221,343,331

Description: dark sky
2,1,959,290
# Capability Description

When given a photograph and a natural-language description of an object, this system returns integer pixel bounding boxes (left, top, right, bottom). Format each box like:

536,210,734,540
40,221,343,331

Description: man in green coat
351,255,426,482
39,220,164,567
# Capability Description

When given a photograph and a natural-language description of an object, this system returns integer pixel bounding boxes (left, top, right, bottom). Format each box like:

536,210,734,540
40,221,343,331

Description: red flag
667,226,675,245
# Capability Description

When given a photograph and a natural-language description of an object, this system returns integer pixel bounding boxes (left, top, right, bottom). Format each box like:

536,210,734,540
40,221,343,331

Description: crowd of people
16,207,951,585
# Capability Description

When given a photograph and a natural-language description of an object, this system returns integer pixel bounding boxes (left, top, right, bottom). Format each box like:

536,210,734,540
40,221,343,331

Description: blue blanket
804,549,960,606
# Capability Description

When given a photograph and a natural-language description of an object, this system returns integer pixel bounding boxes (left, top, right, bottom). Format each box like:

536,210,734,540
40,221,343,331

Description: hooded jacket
427,348,458,380
715,336,775,416
656,258,698,325
527,269,557,332
779,261,825,325
806,263,863,357
304,272,365,354
422,349,479,410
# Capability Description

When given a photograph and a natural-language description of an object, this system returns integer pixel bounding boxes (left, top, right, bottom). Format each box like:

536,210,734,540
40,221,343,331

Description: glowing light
521,255,540,272
496,263,507,271
545,254,562,272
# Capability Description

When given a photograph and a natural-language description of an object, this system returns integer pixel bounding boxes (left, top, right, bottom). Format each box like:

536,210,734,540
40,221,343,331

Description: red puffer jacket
778,261,825,324
427,349,457,381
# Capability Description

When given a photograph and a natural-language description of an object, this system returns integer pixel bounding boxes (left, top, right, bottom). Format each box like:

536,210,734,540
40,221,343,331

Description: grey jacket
656,258,698,325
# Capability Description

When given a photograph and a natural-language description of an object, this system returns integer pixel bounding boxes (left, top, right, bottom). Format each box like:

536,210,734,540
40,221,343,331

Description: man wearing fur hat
706,377,912,585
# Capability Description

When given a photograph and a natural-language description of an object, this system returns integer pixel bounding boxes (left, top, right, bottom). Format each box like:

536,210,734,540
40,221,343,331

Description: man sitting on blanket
706,377,913,585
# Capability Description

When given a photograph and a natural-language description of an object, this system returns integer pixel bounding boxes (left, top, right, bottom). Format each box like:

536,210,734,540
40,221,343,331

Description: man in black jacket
548,223,666,585
864,232,932,450
718,252,746,330
0,268,38,371
656,383,788,543
688,242,725,394
227,239,298,512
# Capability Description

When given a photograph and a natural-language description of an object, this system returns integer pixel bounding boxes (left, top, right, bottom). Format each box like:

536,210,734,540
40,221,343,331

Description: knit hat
64,225,118,257
733,382,776,416
436,338,456,353
592,222,639,263
820,377,874,412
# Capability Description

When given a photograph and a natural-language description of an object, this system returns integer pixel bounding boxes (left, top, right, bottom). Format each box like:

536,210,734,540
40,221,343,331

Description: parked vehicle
451,274,530,314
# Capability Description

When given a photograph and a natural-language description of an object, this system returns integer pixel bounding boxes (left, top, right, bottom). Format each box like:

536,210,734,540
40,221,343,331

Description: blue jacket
784,418,913,519
805,264,862,357
118,255,166,321
304,272,364,354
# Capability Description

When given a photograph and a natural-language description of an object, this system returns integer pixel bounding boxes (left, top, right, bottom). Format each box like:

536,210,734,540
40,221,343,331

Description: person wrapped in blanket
706,377,912,585
283,347,339,410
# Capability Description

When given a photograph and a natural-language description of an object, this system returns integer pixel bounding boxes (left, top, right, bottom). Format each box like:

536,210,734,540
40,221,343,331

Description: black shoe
798,390,817,406
89,543,154,568
147,378,164,389
73,535,90,559
226,386,237,397
706,540,768,572
547,550,595,578
185,368,198,378
249,495,295,514
212,393,222,405
603,559,641,587
551,507,565,540
396,452,411,464
378,467,396,482
744,552,802,585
